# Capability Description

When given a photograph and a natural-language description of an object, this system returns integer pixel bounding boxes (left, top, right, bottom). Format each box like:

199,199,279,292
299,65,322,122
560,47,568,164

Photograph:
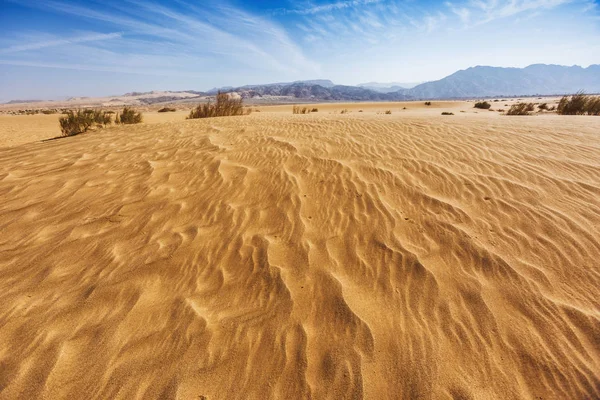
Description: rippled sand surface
0,110,599,399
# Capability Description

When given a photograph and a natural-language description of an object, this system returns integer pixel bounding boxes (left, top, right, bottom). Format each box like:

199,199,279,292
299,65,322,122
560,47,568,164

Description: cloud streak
0,32,122,54
2,0,320,79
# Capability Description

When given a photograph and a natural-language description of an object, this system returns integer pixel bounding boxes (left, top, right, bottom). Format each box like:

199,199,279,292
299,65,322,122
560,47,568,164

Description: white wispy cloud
0,32,122,54
274,0,382,15
1,0,320,78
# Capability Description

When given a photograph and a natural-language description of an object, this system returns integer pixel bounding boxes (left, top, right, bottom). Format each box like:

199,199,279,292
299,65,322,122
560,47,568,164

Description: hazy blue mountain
402,64,600,99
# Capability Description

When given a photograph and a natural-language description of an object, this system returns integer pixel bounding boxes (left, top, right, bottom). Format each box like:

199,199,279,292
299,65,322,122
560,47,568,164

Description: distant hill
5,99,44,104
403,64,600,99
358,82,423,92
5,64,599,105
220,64,600,101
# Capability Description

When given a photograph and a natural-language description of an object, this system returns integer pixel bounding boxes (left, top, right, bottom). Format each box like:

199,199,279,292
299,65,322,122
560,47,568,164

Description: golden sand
0,104,599,399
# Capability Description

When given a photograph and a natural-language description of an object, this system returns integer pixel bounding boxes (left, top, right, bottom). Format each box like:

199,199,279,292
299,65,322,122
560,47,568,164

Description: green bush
189,92,245,119
506,103,535,116
474,101,491,109
116,107,143,124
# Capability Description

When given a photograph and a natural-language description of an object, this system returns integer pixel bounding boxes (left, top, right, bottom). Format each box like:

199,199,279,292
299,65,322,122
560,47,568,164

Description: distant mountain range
5,64,600,105
358,82,423,92
210,64,600,101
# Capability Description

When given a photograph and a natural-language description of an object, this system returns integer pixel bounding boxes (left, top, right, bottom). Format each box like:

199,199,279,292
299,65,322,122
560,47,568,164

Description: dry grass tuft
293,106,310,114
188,92,245,119
506,103,535,116
557,92,600,115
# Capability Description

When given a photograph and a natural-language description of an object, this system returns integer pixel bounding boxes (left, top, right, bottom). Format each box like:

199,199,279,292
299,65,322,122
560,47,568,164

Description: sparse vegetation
474,101,491,110
188,92,245,119
384,110,392,115
115,107,143,124
506,103,535,116
340,109,349,114
58,109,113,137
158,107,176,113
557,92,600,115
293,106,310,114
441,112,454,115
311,108,319,112
424,102,432,106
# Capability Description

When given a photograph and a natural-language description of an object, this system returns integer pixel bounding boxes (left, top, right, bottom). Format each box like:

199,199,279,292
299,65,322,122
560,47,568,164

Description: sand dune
0,109,599,399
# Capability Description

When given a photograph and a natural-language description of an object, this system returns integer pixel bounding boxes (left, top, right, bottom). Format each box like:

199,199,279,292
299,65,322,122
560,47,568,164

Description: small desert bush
538,103,548,110
59,110,94,136
506,103,535,116
384,110,392,115
474,101,491,110
41,109,58,115
293,106,310,114
424,102,432,106
58,109,109,136
158,107,176,113
557,92,600,115
115,107,143,124
311,108,319,112
188,92,245,119
340,109,349,114
441,112,454,115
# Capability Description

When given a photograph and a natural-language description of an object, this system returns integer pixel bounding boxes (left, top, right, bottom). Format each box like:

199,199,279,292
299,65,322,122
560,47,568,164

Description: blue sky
1,0,599,101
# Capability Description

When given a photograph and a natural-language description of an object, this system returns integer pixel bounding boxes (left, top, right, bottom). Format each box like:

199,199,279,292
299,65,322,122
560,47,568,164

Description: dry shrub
538,103,548,110
311,108,319,112
293,106,310,114
557,92,600,115
340,109,349,114
506,103,535,116
115,107,143,124
441,112,454,115
474,101,491,109
424,102,432,106
59,109,112,137
384,110,392,114
188,92,245,119
158,107,176,113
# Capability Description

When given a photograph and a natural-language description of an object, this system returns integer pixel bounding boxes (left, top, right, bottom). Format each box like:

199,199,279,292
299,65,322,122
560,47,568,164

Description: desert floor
0,102,599,399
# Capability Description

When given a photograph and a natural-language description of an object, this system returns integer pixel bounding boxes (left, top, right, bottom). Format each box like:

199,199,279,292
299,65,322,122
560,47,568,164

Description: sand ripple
0,113,599,399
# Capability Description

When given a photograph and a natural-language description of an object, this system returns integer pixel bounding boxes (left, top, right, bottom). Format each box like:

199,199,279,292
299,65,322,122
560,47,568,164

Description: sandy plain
0,101,599,399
